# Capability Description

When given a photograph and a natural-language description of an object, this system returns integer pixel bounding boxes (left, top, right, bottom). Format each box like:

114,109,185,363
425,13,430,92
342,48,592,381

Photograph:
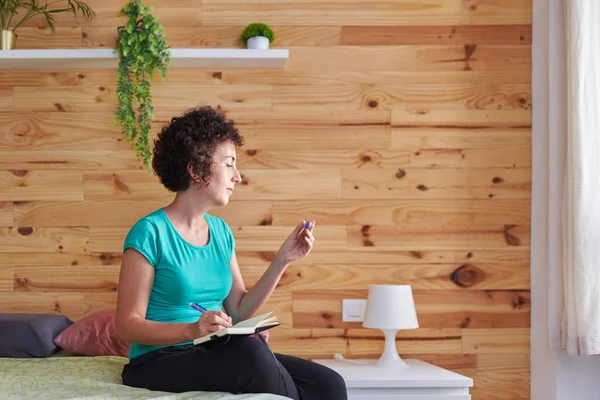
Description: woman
116,105,347,399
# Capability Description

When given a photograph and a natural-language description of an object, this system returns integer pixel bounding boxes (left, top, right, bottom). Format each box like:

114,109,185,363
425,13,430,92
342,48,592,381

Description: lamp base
374,329,410,369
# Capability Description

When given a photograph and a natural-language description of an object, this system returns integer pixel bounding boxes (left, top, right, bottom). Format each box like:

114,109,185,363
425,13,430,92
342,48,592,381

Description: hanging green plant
114,0,170,170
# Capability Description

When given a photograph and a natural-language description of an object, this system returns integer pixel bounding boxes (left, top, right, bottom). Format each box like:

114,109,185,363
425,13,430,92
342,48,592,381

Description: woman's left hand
274,220,315,266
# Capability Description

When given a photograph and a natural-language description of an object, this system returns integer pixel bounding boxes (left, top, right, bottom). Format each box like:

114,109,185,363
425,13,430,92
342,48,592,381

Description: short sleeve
123,218,160,267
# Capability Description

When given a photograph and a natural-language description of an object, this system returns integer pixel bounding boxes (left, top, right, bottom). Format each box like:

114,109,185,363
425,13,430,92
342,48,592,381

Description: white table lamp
362,285,419,369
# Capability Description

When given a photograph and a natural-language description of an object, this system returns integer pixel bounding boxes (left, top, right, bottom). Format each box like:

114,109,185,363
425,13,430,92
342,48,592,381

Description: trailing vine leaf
114,0,170,171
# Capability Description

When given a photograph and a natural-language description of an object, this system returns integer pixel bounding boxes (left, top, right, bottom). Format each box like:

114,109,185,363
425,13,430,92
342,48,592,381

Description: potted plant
240,22,274,50
114,0,171,171
0,0,96,49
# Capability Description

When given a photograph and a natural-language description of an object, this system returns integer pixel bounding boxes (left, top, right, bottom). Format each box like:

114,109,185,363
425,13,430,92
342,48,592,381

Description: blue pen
298,220,312,236
189,302,207,312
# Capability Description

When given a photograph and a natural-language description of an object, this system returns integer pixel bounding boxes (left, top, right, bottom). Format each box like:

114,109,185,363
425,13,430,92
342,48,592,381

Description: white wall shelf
0,48,289,69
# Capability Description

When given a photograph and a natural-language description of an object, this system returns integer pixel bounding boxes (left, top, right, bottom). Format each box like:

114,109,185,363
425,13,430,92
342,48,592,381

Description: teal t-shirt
122,208,234,360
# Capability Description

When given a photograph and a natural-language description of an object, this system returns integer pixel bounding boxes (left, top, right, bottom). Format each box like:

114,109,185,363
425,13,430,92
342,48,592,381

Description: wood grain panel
18,7,202,28
14,85,272,113
341,25,531,45
0,202,13,226
272,199,530,227
232,226,348,252
0,267,13,292
151,85,272,111
234,170,341,200
89,227,128,254
83,0,202,7
221,108,391,125
0,253,121,267
83,26,341,48
391,109,531,128
471,353,530,399
11,27,83,49
5,70,530,89
462,328,529,353
238,149,410,170
0,293,83,320
241,261,528,291
236,248,530,267
273,83,530,111
342,168,531,200
0,227,88,254
14,86,116,112
0,87,13,111
14,200,272,227
90,225,348,253
292,290,530,329
283,46,530,73
0,113,124,151
0,150,142,170
416,45,531,71
219,70,531,86
256,292,293,327
461,0,532,25
411,148,531,168
269,327,463,356
83,171,169,200
202,1,462,26
14,265,120,292
391,129,531,151
0,71,112,86
284,46,417,73
241,124,391,150
0,170,83,201
82,292,118,316
348,224,530,250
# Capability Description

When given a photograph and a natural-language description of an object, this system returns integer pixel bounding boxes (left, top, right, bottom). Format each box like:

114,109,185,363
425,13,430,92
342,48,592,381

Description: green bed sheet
0,356,287,400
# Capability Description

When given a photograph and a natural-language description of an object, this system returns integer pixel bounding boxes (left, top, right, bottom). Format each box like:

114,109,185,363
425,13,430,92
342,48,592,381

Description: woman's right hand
190,311,233,339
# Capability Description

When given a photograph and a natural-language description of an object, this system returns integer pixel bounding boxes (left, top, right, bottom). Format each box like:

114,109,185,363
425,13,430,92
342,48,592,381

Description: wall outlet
342,299,367,322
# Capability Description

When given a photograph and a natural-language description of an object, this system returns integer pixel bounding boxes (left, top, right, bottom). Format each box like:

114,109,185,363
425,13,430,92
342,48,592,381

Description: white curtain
547,0,600,356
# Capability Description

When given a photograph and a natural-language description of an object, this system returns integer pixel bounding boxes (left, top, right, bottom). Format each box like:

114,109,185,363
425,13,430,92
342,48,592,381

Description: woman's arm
116,248,231,345
116,249,196,344
224,220,315,322
223,253,288,323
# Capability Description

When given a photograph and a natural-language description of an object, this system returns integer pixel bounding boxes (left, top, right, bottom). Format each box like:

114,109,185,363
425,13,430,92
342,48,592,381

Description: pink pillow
53,308,130,357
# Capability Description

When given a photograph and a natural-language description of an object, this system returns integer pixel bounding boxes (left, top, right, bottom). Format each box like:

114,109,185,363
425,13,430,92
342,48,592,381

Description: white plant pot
247,36,270,50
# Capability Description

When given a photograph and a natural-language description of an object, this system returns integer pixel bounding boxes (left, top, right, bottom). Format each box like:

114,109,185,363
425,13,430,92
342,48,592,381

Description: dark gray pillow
0,313,73,358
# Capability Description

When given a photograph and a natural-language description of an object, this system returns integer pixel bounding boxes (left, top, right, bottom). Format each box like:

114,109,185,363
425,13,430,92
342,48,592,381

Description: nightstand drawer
348,386,471,400
313,359,473,400
349,395,470,400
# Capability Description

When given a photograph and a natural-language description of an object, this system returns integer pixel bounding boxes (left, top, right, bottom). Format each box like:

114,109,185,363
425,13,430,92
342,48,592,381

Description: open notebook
193,312,280,345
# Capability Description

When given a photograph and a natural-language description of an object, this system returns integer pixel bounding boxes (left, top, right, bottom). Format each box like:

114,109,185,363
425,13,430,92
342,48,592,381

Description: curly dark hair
152,105,244,192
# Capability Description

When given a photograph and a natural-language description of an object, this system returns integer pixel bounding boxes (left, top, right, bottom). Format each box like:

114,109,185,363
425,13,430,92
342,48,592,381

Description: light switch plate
342,299,367,322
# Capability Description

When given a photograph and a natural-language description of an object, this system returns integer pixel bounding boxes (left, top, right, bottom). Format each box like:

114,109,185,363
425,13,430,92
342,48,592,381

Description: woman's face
203,141,241,207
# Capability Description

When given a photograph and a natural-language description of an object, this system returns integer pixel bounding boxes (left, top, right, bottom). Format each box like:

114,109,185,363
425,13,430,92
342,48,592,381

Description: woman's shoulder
129,209,164,233
205,213,232,234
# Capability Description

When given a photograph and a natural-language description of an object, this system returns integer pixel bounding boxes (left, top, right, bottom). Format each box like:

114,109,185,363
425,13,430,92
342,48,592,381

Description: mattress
0,356,287,400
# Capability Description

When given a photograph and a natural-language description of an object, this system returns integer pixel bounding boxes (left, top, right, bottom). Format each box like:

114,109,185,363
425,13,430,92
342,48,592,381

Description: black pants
121,336,347,400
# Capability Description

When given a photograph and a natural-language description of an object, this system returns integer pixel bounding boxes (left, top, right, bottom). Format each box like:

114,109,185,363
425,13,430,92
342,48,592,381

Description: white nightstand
313,358,473,400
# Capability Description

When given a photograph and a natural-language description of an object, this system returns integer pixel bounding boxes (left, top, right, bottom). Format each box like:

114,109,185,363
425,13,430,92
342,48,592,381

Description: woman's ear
187,162,197,180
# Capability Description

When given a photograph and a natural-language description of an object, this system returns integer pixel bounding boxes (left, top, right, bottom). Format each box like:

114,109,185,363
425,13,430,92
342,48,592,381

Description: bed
0,355,287,400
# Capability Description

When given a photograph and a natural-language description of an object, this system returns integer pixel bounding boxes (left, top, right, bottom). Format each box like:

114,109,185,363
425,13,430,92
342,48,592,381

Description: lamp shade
362,285,419,330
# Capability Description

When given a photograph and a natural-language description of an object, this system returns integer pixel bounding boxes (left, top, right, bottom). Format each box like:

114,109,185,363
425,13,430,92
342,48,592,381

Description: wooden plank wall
0,1,532,398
